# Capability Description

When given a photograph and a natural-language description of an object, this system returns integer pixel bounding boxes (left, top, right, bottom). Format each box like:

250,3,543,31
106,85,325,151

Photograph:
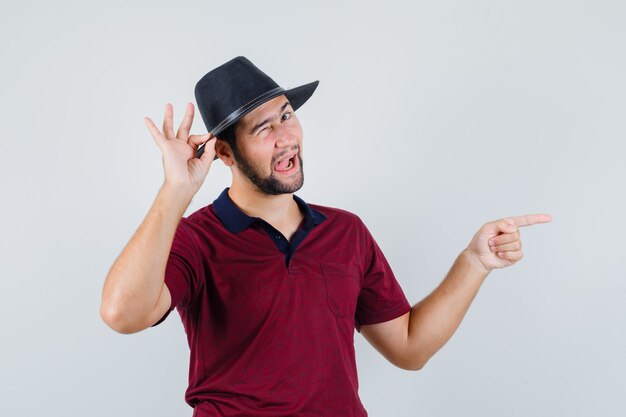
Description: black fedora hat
194,56,319,159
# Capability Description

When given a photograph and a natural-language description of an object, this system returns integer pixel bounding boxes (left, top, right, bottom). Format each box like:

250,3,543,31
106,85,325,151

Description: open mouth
274,152,298,173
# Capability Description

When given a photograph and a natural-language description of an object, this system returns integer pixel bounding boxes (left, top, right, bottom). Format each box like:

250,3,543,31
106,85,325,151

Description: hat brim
196,80,319,160
284,80,319,113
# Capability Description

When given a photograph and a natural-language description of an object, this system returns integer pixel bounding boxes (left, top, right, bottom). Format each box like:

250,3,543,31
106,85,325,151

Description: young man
100,57,552,416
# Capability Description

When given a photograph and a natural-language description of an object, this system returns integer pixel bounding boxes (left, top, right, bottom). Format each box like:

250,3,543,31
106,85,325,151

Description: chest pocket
320,262,361,319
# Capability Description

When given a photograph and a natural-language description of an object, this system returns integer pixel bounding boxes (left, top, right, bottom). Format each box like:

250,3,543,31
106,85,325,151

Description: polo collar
212,187,327,233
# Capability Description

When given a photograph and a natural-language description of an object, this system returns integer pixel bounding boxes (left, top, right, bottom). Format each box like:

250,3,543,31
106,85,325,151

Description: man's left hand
465,213,553,273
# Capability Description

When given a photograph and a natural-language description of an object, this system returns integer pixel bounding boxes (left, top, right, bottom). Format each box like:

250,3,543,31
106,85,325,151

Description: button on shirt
156,187,412,417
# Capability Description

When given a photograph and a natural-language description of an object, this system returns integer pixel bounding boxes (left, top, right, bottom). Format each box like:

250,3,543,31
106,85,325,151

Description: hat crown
195,56,282,134
193,56,319,159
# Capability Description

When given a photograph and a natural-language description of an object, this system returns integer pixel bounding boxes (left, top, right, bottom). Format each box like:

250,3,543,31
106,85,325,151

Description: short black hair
217,121,239,152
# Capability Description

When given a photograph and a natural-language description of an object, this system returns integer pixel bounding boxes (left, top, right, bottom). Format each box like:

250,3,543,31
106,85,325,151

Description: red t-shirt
156,188,411,416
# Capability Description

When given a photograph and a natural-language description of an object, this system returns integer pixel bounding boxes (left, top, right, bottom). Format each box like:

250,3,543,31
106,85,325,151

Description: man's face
230,95,304,195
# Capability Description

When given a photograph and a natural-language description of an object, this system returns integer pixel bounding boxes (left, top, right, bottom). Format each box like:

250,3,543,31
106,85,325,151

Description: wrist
157,183,196,213
160,182,197,202
460,248,492,277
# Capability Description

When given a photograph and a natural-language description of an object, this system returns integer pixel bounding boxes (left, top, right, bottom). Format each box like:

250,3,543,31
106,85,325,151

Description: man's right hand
144,102,216,195
102,102,215,334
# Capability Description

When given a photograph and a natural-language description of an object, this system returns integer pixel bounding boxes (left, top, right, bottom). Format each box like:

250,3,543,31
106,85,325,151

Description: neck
227,181,301,227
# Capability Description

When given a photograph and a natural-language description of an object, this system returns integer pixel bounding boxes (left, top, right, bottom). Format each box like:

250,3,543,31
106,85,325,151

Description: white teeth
274,154,296,171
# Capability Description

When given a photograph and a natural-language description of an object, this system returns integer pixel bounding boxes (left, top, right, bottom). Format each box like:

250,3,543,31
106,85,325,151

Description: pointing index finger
510,213,553,227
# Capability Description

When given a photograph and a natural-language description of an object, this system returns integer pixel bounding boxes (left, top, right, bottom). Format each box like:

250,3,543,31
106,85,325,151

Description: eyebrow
248,101,292,135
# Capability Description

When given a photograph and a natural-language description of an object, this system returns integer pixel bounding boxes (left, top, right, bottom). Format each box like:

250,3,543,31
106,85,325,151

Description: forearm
100,184,194,331
407,249,490,369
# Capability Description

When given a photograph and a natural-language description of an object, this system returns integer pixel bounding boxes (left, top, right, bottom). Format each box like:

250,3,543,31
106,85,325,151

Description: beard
232,145,304,195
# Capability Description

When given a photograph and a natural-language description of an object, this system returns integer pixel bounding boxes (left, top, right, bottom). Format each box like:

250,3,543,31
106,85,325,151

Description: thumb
198,137,217,166
484,218,518,235
498,218,518,234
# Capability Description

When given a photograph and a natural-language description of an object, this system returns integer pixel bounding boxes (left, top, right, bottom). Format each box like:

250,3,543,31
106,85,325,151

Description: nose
274,124,298,148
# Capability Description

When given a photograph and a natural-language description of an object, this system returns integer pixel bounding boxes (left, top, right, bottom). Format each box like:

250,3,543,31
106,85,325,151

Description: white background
1,1,625,416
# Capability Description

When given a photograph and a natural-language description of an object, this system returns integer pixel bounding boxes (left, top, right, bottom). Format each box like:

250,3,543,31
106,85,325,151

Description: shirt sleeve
354,220,412,333
152,219,204,326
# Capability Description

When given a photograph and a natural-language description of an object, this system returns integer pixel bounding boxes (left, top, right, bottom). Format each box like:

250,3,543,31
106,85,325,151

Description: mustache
272,145,300,164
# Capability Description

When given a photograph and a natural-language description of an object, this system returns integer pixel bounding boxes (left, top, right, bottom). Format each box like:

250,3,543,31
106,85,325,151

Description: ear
215,139,235,166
